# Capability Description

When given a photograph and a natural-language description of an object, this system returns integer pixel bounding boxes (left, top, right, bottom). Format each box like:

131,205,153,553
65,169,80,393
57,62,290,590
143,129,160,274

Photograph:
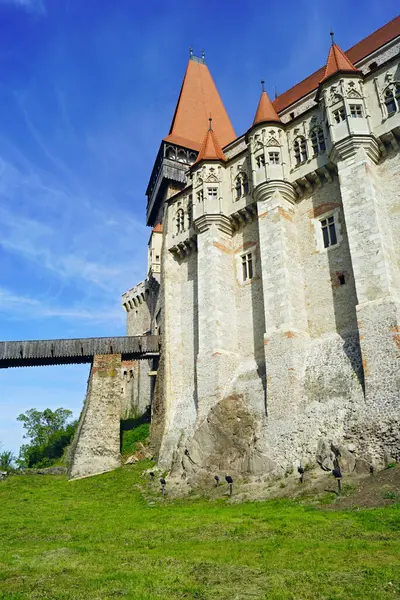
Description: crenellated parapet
122,281,149,313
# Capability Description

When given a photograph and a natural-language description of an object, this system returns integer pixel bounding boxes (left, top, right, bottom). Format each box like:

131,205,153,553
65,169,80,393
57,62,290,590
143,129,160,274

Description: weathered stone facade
123,22,400,482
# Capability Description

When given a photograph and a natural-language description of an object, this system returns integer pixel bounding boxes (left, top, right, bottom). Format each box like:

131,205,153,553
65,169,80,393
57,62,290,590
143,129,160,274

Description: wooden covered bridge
0,335,160,368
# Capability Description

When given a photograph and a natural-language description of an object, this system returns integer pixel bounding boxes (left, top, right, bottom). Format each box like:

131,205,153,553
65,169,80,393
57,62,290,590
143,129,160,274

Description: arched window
187,196,193,228
384,85,400,116
177,149,188,163
235,176,242,200
176,208,185,234
242,174,249,196
294,136,308,165
166,146,175,160
234,174,249,200
310,127,326,156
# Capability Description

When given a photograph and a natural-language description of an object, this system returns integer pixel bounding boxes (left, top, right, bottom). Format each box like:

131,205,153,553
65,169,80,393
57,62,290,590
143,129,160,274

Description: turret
146,52,236,226
191,118,227,223
247,82,294,203
247,82,288,189
317,34,379,162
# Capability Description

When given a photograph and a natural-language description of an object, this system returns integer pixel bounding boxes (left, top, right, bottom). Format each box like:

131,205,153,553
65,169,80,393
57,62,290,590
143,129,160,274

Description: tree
17,408,73,446
16,408,77,469
0,450,15,472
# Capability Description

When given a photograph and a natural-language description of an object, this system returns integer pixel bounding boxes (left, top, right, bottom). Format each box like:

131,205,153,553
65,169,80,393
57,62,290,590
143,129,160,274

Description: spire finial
330,30,335,45
209,114,212,131
261,79,265,93
201,49,205,62
274,85,278,100
189,47,193,58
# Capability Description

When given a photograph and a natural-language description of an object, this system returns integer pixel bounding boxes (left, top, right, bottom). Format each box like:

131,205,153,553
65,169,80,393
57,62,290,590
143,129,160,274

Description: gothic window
241,252,254,282
187,195,193,228
196,190,204,203
294,136,308,165
177,149,188,163
333,106,346,123
384,85,400,116
310,127,326,156
320,215,338,249
255,153,265,168
189,152,197,164
268,151,280,164
234,174,249,200
208,187,218,201
350,104,363,118
176,208,185,234
235,177,242,200
166,146,175,160
242,174,249,196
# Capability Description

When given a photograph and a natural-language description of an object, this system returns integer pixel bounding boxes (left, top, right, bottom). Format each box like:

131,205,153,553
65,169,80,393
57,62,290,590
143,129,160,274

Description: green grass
0,464,399,600
120,422,150,456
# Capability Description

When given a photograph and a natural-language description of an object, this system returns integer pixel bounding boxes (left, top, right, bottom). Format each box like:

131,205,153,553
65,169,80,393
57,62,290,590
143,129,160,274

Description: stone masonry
123,20,400,483
69,354,123,480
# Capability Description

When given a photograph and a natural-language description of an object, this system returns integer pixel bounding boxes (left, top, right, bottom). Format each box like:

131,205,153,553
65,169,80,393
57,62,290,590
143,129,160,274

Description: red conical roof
163,57,236,151
193,121,226,165
253,90,281,126
321,42,358,83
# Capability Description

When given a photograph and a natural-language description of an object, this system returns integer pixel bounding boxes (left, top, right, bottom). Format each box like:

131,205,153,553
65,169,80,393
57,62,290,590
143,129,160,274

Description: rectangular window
208,187,217,201
350,104,363,118
196,190,204,202
241,252,254,281
269,152,280,164
255,154,265,168
333,107,346,123
320,215,338,248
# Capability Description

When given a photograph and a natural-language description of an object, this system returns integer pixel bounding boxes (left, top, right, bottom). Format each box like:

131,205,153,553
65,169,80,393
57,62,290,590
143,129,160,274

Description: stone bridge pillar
69,354,123,480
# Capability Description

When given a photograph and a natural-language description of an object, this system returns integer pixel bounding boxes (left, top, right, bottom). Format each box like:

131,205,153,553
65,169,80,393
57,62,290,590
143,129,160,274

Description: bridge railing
0,335,160,365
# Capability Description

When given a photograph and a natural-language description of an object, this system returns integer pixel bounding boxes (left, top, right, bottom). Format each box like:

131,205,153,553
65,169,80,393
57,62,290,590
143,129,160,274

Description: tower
146,53,236,227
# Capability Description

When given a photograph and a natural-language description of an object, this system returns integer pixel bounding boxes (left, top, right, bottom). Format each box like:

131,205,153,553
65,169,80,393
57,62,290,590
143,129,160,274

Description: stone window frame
207,186,218,202
236,245,257,285
333,106,346,124
312,208,343,254
234,173,250,201
268,151,280,165
176,207,185,234
349,103,363,118
293,136,308,166
383,82,400,117
310,126,326,156
255,153,265,168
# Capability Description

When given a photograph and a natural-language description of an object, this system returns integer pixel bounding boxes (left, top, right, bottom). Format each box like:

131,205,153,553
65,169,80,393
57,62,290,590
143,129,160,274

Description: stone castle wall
123,36,400,483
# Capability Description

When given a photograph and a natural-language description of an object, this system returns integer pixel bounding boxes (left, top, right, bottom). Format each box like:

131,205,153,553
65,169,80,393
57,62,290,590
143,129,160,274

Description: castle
122,17,400,480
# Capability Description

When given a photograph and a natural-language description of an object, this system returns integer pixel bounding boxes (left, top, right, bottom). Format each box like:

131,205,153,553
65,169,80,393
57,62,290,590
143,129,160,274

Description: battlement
122,281,149,313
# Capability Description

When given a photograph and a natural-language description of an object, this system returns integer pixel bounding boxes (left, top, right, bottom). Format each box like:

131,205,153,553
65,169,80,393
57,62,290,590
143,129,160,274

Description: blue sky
0,0,398,455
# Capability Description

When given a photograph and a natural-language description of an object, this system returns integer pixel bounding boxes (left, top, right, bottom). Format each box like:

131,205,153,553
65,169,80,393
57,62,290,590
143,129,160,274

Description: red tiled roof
164,58,236,152
253,90,281,126
273,15,400,113
321,43,358,82
194,124,226,165
152,223,163,233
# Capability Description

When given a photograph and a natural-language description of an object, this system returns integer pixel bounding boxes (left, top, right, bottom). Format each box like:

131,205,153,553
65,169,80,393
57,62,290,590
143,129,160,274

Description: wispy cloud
0,287,125,325
0,0,46,15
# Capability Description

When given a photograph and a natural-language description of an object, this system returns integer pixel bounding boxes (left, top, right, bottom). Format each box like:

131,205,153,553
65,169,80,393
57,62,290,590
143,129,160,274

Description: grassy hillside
0,463,399,600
